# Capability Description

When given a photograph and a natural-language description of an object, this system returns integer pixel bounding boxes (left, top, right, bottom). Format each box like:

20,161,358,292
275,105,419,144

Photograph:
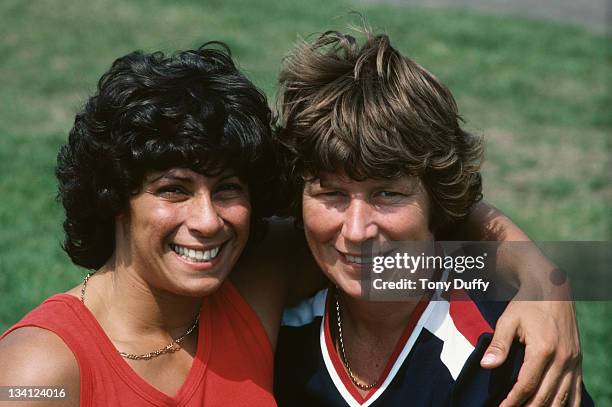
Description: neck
85,262,203,340
336,289,420,338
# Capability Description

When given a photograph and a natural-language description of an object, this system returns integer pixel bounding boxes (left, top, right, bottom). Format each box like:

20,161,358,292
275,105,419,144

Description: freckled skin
302,173,433,298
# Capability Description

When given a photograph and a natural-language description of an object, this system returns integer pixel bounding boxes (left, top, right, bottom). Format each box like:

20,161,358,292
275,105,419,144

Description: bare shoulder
231,218,326,347
231,218,301,347
0,327,79,406
233,217,299,293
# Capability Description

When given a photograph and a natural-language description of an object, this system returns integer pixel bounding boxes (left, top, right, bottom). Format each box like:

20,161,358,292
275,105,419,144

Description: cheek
302,202,340,276
128,205,177,237
391,205,433,240
303,201,326,236
302,200,340,250
218,200,251,238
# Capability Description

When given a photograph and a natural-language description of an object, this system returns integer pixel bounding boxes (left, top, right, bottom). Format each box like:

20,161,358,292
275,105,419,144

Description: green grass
0,0,610,403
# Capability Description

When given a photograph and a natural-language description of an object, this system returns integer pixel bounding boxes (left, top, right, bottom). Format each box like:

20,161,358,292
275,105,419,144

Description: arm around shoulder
0,327,79,407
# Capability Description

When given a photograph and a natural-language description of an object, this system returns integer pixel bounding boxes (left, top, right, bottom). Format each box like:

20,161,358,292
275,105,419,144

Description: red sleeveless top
1,281,277,407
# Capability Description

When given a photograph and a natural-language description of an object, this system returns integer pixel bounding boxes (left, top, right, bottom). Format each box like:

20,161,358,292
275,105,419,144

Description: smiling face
302,173,433,298
114,167,251,297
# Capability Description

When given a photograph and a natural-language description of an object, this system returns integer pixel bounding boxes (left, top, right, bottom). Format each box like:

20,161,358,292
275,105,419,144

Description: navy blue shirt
274,289,594,407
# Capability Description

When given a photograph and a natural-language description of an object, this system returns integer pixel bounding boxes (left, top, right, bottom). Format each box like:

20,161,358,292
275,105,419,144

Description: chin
172,273,228,298
334,276,364,299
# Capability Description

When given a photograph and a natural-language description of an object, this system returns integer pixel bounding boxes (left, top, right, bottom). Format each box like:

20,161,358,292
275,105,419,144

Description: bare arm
0,328,80,407
444,201,582,407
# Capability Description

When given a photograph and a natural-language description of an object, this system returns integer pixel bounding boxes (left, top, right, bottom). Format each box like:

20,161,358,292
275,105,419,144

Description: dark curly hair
276,30,483,231
56,42,278,269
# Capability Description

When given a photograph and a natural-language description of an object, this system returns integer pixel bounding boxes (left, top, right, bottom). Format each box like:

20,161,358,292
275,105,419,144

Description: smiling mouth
170,243,223,263
342,253,374,265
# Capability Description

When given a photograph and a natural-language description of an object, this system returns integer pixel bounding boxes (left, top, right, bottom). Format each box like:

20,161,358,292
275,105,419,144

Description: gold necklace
334,290,376,390
80,272,200,360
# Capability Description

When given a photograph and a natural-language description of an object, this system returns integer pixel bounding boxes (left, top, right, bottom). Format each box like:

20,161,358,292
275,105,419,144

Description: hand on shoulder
0,327,79,407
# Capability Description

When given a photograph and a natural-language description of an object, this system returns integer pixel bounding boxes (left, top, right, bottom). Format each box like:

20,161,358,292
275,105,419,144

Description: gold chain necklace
334,290,376,391
80,272,200,360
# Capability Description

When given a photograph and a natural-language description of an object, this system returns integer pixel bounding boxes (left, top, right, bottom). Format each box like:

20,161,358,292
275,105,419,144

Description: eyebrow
317,175,348,187
317,178,331,188
312,179,340,191
217,173,240,182
149,171,240,184
148,173,192,183
377,179,410,187
318,177,418,190
375,178,419,192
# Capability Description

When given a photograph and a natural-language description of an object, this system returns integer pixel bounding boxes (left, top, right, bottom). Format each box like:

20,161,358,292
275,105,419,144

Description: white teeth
345,254,372,264
171,244,222,263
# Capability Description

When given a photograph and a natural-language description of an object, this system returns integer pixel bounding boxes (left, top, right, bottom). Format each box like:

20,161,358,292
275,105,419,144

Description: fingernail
481,353,497,365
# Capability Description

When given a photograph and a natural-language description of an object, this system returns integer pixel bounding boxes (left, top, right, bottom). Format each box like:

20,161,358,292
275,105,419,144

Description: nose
185,194,224,237
341,199,378,243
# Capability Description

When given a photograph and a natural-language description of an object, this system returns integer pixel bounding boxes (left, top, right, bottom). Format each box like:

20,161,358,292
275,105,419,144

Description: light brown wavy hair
275,29,484,231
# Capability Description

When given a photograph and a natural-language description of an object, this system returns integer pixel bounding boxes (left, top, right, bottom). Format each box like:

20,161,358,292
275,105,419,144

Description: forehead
144,167,238,183
310,173,420,189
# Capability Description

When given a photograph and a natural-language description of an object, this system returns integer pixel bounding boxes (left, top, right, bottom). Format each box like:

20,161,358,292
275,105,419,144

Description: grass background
0,0,610,403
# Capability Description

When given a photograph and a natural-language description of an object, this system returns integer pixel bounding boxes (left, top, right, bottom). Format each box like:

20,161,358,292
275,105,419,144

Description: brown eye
218,183,243,192
214,182,245,199
157,185,187,198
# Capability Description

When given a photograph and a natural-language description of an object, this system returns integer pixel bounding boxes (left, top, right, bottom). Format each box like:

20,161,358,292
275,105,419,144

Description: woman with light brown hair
273,29,591,406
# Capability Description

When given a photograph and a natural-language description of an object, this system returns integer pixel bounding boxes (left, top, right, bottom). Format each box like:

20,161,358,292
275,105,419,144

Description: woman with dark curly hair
273,30,593,406
0,43,282,406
